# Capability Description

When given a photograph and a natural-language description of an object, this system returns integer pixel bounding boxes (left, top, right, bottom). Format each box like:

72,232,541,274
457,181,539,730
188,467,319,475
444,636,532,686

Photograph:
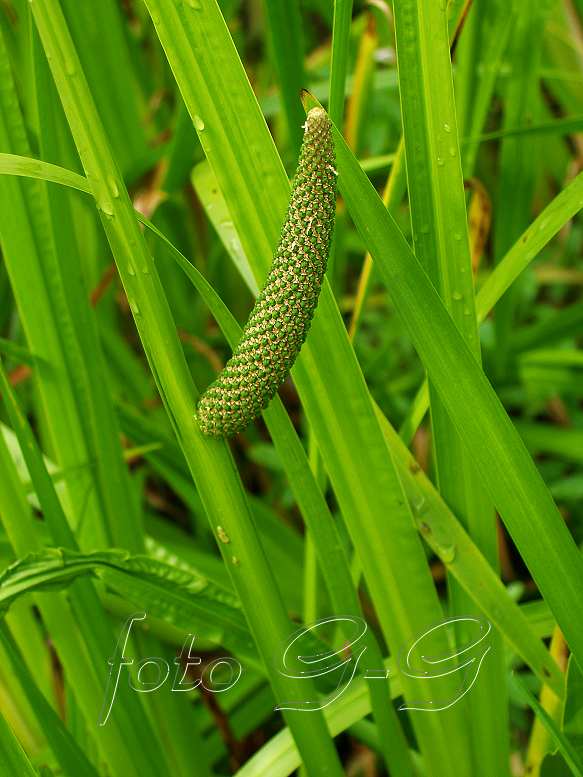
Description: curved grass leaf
235,655,402,777
0,624,99,777
0,547,258,669
0,708,38,777
29,3,345,772
333,115,583,673
391,0,503,770
0,29,170,774
138,4,476,771
510,672,583,777
328,0,353,127
2,148,579,345
144,212,564,698
0,152,569,699
0,153,90,193
261,0,305,154
401,168,583,441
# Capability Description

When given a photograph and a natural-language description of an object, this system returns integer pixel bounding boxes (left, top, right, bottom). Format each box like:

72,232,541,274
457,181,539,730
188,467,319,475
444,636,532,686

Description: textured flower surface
196,107,336,436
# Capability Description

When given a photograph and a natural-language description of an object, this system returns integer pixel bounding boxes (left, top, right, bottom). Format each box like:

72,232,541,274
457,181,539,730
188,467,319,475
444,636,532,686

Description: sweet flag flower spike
196,107,336,436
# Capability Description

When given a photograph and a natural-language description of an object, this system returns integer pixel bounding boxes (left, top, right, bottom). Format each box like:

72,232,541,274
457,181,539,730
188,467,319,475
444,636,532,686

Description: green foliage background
0,0,582,775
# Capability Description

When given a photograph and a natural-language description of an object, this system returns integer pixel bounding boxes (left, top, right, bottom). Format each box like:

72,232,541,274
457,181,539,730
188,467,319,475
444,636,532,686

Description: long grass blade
334,116,583,674
29,2,345,772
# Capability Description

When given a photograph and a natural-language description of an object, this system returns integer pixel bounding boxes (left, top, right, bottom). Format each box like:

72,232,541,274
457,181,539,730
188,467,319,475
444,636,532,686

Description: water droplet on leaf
217,526,230,544
108,177,119,198
438,544,456,564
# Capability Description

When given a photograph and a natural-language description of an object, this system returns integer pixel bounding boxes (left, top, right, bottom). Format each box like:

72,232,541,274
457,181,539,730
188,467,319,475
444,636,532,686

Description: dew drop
231,556,240,566
449,146,456,157
439,544,456,564
452,290,462,301
437,157,445,167
127,263,136,276
443,122,451,133
129,299,140,316
108,176,119,198
99,200,114,216
186,0,201,7
217,525,230,544
194,115,205,131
